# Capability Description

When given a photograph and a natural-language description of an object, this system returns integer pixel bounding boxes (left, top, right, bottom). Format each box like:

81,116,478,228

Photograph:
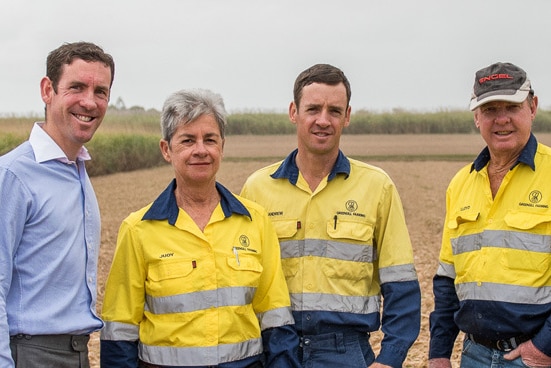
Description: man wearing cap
429,62,551,368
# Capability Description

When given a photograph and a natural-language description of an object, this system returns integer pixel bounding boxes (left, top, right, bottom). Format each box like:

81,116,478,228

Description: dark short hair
46,42,115,93
293,63,351,108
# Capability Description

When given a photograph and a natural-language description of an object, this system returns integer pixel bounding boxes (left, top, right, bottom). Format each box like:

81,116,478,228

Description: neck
488,154,520,173
175,182,219,209
295,150,338,190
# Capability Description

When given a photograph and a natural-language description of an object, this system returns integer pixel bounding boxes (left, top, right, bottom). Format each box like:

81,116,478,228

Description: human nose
79,89,98,110
193,140,208,155
316,109,331,127
494,107,511,124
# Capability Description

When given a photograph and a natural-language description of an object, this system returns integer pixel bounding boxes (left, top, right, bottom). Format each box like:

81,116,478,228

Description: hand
503,340,551,367
428,358,452,368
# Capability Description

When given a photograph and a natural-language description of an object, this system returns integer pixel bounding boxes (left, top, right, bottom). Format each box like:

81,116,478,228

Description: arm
0,169,29,367
429,183,461,361
262,324,301,368
377,280,421,367
429,274,460,359
100,219,145,368
374,181,421,367
253,210,300,368
503,314,551,365
100,340,139,368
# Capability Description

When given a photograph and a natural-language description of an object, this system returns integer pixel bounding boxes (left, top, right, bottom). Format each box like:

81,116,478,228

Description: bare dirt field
88,133,551,367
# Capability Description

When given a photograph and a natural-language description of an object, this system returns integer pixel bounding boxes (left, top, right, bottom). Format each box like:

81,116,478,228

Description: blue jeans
461,338,529,368
299,331,374,368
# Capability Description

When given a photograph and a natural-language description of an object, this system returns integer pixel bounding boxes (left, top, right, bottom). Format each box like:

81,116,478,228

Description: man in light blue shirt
0,41,115,368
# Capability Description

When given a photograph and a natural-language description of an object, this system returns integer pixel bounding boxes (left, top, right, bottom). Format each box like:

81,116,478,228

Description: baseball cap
469,62,533,111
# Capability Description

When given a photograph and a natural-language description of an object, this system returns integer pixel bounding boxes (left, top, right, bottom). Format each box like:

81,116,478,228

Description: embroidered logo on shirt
239,235,250,248
518,190,548,208
529,190,542,203
232,234,258,255
336,200,366,218
346,200,358,212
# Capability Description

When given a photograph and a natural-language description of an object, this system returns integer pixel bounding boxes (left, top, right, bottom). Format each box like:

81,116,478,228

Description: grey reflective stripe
101,321,139,340
280,239,374,262
456,282,551,304
256,306,294,330
452,229,551,255
291,292,380,314
436,262,456,279
139,337,262,366
379,263,418,283
146,286,255,314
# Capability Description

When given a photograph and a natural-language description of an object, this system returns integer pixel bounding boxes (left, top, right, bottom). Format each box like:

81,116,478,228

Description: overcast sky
2,0,551,116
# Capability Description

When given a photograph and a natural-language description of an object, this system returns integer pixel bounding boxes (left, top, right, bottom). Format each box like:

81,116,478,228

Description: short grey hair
160,89,227,142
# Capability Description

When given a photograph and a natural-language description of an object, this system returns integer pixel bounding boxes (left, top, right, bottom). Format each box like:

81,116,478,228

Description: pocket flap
505,211,551,230
148,260,194,281
327,218,373,242
272,218,298,239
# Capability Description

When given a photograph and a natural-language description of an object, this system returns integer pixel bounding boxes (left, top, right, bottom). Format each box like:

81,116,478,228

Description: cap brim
469,79,532,111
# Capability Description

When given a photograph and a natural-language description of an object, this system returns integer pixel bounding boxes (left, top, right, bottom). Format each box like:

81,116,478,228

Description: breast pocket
271,218,298,239
503,211,551,272
227,255,263,288
326,217,374,243
324,218,374,280
146,259,197,295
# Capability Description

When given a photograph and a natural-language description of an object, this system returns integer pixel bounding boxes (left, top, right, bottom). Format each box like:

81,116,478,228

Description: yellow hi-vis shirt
101,180,295,367
240,150,421,367
431,134,551,358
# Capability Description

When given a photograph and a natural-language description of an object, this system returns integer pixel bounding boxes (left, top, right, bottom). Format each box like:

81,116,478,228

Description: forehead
175,114,221,135
300,82,348,105
60,59,112,86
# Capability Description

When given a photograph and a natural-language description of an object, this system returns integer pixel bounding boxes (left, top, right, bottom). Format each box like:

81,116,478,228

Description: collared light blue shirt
0,122,103,366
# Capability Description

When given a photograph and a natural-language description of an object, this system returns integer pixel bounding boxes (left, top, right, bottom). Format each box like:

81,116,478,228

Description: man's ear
40,77,54,104
288,101,298,125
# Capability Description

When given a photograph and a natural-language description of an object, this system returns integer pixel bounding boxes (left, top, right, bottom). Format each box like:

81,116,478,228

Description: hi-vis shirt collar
270,148,351,185
471,133,537,173
142,179,251,226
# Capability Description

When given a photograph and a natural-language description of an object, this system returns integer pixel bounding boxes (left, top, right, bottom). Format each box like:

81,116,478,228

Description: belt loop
70,335,88,352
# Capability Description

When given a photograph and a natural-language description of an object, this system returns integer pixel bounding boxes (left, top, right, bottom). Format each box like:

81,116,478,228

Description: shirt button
303,338,311,346
306,314,311,321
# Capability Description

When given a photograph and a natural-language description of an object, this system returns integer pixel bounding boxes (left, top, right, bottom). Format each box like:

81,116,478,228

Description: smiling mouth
74,113,94,122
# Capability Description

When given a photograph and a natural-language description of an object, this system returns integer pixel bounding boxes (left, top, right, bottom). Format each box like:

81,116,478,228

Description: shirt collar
142,179,251,226
270,148,350,185
29,122,91,164
471,133,537,172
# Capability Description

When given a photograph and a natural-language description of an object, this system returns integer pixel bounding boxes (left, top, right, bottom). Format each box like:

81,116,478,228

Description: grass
2,108,551,176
